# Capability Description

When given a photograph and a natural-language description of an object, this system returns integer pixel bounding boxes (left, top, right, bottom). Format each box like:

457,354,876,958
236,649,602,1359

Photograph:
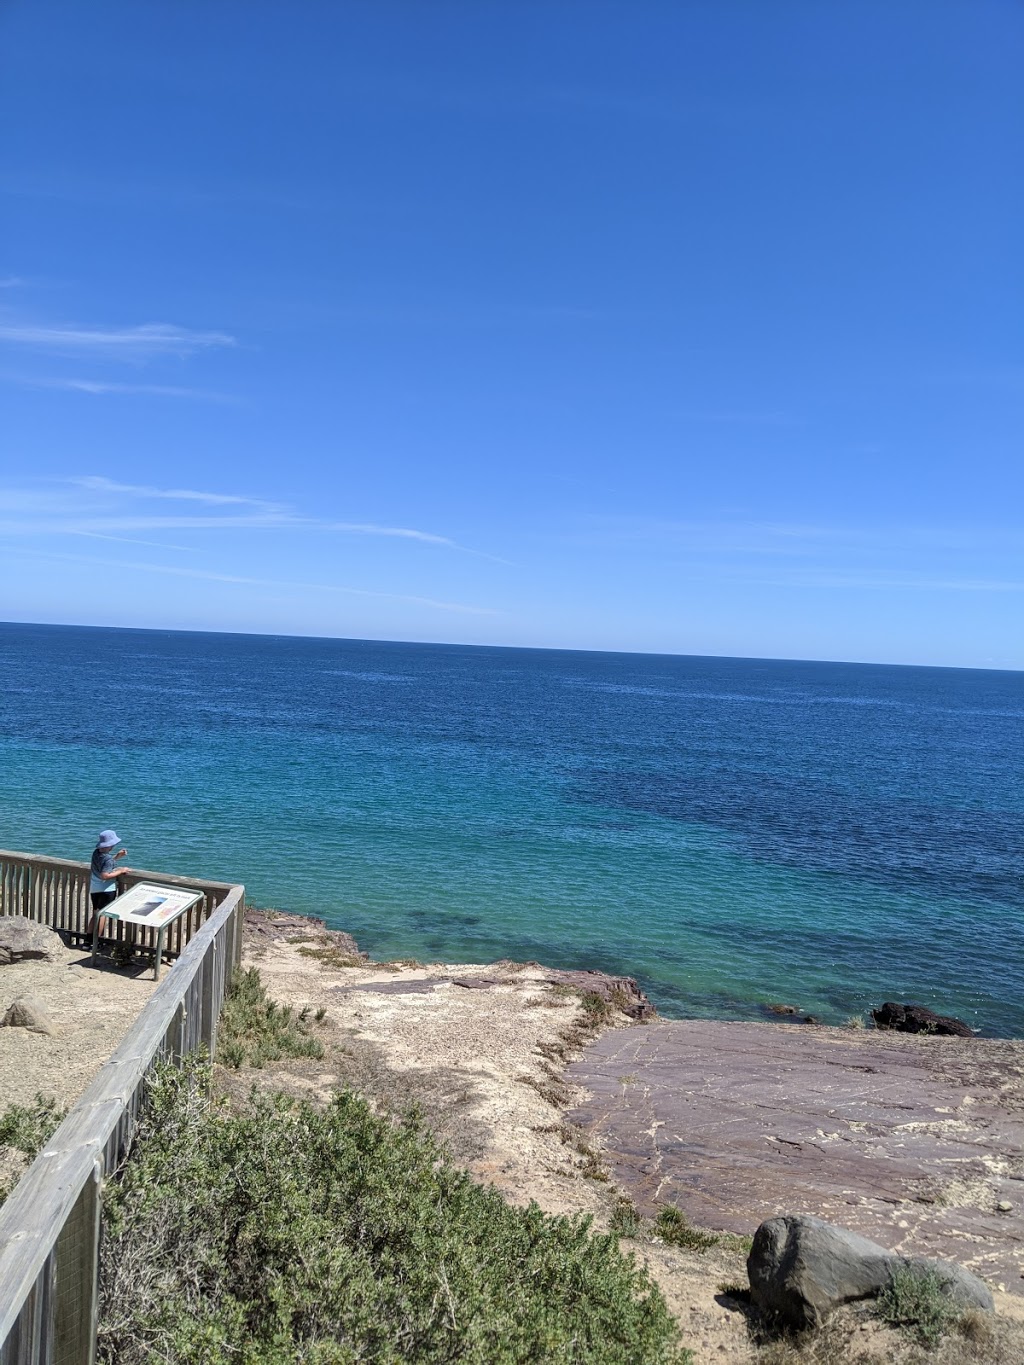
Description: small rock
996,1201,1013,1213
803,1015,821,1025
767,1003,799,1015
871,1001,973,1038
1,995,59,1036
0,916,62,966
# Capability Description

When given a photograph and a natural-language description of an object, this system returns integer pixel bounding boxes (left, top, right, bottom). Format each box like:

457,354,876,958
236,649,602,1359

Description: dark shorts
91,889,118,912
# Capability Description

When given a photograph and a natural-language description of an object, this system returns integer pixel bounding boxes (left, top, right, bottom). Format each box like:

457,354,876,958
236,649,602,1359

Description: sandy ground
240,913,1024,1364
0,937,158,1191
0,940,158,1110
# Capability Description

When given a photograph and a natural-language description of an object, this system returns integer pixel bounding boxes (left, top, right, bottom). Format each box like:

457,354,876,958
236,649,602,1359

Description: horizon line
0,616,1019,675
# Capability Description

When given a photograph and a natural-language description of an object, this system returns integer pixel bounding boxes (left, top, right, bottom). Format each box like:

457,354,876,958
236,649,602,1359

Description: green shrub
609,1196,642,1238
655,1205,720,1252
875,1263,963,1346
0,1094,67,1206
218,967,325,1068
0,1093,65,1154
98,1058,690,1364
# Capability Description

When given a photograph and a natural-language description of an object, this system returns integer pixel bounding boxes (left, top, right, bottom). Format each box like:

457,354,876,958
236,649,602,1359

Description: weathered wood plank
0,883,244,1356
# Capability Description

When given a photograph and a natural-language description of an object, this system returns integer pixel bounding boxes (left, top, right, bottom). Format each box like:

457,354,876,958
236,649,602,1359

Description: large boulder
872,1001,973,1038
0,916,62,966
747,1215,993,1328
748,1215,896,1327
1,995,59,1036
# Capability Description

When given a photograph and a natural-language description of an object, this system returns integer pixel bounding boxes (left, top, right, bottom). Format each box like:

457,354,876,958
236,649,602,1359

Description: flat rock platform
567,1020,1024,1293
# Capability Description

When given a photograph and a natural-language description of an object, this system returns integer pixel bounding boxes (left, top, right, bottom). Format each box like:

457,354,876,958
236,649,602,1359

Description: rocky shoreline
237,909,1024,1360
5,907,1023,1362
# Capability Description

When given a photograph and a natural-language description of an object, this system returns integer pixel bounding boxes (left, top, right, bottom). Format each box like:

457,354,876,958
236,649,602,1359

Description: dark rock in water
0,916,61,965
872,1001,973,1038
747,1214,993,1328
802,1015,821,1025
766,1003,799,1016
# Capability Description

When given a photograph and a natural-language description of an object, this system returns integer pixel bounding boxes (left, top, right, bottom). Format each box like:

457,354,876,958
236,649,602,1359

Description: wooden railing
0,849,236,962
0,855,245,1365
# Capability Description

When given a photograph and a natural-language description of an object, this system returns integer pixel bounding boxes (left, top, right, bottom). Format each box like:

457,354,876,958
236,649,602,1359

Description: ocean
2,622,1021,1036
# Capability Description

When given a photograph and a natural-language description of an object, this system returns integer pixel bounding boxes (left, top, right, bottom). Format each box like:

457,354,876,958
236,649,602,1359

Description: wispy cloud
71,531,197,552
565,514,1024,596
11,548,497,616
0,477,501,559
72,477,283,512
0,320,235,359
8,374,236,402
750,571,1024,593
0,276,26,289
325,521,457,547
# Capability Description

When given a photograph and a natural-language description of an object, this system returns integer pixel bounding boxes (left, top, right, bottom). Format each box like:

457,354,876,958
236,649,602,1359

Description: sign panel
108,881,202,928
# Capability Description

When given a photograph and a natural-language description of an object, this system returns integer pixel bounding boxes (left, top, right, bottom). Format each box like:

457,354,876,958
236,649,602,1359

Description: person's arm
101,849,129,880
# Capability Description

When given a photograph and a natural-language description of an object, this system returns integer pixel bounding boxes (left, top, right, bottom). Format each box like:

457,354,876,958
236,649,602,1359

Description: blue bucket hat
97,829,120,848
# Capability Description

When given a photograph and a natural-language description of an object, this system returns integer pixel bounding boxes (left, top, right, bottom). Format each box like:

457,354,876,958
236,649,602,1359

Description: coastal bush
875,1263,963,1346
609,1196,642,1237
97,1058,690,1364
0,1094,66,1206
655,1205,720,1252
217,966,325,1068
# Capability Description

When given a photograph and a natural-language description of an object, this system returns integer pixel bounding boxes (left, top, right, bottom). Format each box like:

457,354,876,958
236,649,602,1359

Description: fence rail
0,849,236,962
0,852,245,1365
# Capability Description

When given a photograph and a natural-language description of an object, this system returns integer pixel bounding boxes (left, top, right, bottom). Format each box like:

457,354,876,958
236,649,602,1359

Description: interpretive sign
93,881,203,979
105,882,202,928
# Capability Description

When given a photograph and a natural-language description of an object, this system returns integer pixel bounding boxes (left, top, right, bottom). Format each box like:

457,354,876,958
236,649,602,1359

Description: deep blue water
2,622,1022,1035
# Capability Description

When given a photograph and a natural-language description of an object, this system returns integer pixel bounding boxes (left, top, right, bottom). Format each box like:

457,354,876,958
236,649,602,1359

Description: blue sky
2,1,1021,667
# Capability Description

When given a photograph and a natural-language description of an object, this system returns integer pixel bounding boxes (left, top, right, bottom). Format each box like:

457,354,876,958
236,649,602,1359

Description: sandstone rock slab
566,1021,1024,1293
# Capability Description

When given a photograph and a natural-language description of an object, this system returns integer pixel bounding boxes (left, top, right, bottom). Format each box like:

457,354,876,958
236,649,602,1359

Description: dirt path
0,940,158,1114
0,934,158,1194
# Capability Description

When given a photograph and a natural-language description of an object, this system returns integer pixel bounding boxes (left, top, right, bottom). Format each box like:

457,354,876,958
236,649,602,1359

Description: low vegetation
97,1057,691,1364
0,1094,66,1206
295,944,365,970
655,1205,722,1252
875,1263,965,1346
217,966,326,1068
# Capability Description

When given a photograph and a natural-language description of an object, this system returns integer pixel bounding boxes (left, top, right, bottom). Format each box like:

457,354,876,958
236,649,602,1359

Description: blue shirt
90,847,117,894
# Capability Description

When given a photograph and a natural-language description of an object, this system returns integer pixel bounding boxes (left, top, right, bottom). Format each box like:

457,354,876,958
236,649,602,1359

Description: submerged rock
872,1001,973,1037
747,1214,993,1328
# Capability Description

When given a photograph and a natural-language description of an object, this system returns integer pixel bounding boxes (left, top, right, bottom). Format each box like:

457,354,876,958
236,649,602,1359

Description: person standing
88,828,128,937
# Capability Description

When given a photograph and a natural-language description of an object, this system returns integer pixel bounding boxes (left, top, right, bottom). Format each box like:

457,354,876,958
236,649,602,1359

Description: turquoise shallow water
2,622,1022,1035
